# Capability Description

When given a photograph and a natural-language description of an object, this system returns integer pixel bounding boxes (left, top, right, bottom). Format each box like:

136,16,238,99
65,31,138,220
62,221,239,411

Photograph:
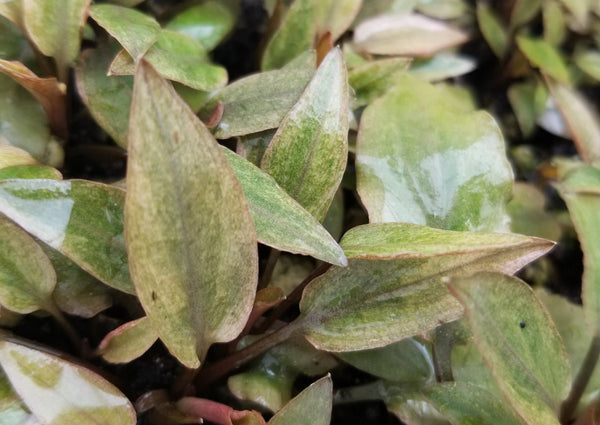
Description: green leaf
517,36,570,83
543,0,567,46
0,338,136,425
126,62,258,368
97,317,158,364
0,368,35,425
338,338,433,382
421,382,527,425
0,217,56,314
223,148,346,266
408,53,476,82
557,0,590,30
0,146,37,169
262,0,362,70
557,165,600,335
268,375,332,425
261,48,349,222
89,4,160,59
447,272,571,425
198,52,315,139
109,31,228,91
74,42,133,148
296,223,554,352
356,74,512,232
477,2,509,58
575,50,600,81
353,13,468,57
507,80,548,138
0,179,133,294
547,80,600,164
165,1,235,51
510,0,542,30
0,1,23,30
0,165,61,180
348,57,410,107
507,182,561,241
416,0,469,20
22,0,90,81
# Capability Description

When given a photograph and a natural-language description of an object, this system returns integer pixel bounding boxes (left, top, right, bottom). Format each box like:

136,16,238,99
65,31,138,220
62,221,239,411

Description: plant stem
560,334,600,424
432,326,454,382
333,380,386,405
257,248,280,291
46,304,84,356
194,321,299,390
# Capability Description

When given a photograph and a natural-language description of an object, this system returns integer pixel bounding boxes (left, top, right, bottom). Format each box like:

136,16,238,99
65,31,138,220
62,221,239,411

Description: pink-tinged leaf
0,338,136,425
176,397,265,425
126,62,258,368
0,59,67,139
353,13,468,57
97,317,158,364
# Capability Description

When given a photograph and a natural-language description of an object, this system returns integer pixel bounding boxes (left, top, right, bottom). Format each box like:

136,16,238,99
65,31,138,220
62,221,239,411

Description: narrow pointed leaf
477,3,509,58
557,165,600,335
261,48,349,222
126,62,258,368
75,43,133,148
165,1,235,51
297,223,554,352
268,376,332,425
348,57,411,107
447,272,571,425
89,4,160,59
547,81,600,164
356,74,513,232
198,53,315,139
353,13,468,57
223,148,346,266
0,217,56,314
510,0,542,30
0,179,133,294
98,317,158,364
575,50,600,81
23,0,90,80
517,36,570,83
0,339,136,425
543,1,566,45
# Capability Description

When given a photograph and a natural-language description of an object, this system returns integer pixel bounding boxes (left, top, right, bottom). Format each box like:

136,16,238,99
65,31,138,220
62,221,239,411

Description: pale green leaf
0,368,36,425
416,0,469,20
477,2,509,58
507,80,548,138
296,223,554,352
356,74,513,232
198,52,315,139
575,49,600,81
558,0,590,30
0,179,133,294
0,217,56,314
223,148,346,266
447,272,571,425
507,182,562,241
543,1,567,45
262,0,362,70
557,165,600,335
0,0,23,29
165,1,235,51
236,130,274,166
89,4,160,59
22,0,90,80
0,165,61,180
510,0,542,30
74,42,132,148
268,375,332,425
547,80,600,164
0,338,136,425
109,31,228,91
338,338,433,382
0,146,36,169
517,36,570,83
353,13,468,57
98,317,158,364
348,57,410,107
408,53,476,82
126,62,258,368
261,48,349,222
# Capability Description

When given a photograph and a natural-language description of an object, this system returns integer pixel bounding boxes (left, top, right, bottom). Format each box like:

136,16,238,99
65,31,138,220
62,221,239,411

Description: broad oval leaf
0,217,56,314
74,42,133,148
223,148,346,266
0,165,61,180
557,165,600,335
408,53,476,82
0,338,136,425
198,52,315,139
447,272,571,425
261,48,349,222
89,4,160,59
268,375,332,425
165,1,235,51
0,146,37,169
348,57,410,107
0,179,133,294
517,36,570,84
22,0,90,81
547,80,600,164
296,223,554,352
97,317,158,364
126,61,258,368
356,74,513,231
353,13,468,57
